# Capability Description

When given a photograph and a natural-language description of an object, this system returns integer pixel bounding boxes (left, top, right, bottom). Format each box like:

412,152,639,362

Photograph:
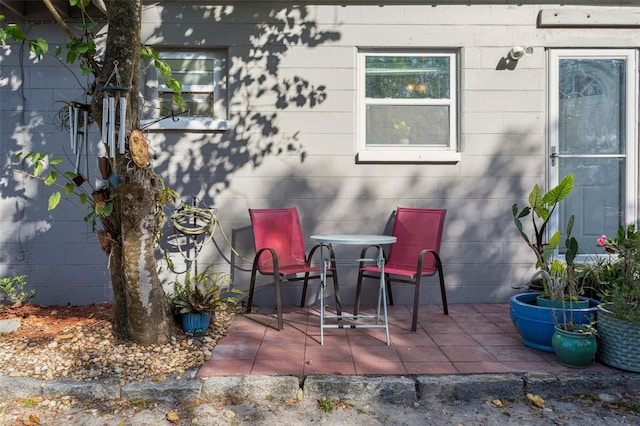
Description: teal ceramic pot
536,295,590,309
552,325,597,368
181,312,211,337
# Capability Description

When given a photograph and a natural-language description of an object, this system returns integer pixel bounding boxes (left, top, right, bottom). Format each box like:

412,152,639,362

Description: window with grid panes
357,50,460,163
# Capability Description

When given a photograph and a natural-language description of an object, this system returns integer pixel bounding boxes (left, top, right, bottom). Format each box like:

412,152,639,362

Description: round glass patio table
310,234,397,345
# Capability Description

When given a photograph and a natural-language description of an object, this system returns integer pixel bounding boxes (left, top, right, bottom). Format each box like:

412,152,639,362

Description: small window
357,50,460,162
141,50,228,131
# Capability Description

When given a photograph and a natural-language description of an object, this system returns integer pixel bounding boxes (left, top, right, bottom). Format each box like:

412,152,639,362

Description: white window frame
140,50,229,131
356,49,460,163
548,48,638,258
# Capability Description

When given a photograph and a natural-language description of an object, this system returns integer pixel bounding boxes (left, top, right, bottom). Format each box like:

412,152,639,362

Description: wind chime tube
108,97,116,158
82,109,88,144
118,96,127,154
68,105,75,153
101,97,109,147
72,106,79,155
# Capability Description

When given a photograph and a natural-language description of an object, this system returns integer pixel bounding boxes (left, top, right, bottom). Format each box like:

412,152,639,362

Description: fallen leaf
527,393,545,409
306,359,313,365
492,399,505,408
55,334,74,340
166,410,179,424
50,310,57,316
23,413,40,425
225,410,236,419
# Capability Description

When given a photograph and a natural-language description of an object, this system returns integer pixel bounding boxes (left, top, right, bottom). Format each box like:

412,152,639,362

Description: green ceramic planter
552,325,597,368
536,295,590,309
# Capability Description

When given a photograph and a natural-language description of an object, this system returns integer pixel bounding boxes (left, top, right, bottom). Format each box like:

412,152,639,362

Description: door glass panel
558,157,624,254
559,59,626,155
556,57,628,255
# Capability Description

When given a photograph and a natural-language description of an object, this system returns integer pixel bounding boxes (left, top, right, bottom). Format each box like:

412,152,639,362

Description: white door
548,49,637,256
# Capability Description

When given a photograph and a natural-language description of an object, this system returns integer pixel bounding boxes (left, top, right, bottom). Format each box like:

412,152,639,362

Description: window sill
356,149,461,163
140,117,229,132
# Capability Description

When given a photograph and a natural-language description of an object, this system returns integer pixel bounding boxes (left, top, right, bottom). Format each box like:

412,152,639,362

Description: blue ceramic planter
509,292,600,352
181,312,211,337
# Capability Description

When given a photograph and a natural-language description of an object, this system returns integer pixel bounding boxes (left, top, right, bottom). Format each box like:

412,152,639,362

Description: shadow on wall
221,121,545,308
1,4,341,305
154,4,342,296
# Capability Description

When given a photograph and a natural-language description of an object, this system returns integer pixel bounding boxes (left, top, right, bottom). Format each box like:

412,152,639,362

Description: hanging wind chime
98,61,130,188
67,101,91,187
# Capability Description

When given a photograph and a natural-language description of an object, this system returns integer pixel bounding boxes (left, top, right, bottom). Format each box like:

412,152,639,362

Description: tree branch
42,0,77,40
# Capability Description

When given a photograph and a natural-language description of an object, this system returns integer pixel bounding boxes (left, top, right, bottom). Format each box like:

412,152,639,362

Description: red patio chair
354,207,448,332
247,207,341,330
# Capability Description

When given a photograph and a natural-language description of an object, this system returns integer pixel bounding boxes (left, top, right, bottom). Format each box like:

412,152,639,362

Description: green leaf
80,193,88,204
548,231,560,249
542,174,574,206
155,59,171,76
97,202,113,216
69,0,90,7
33,161,43,176
29,38,48,60
565,237,578,265
80,62,92,75
5,24,26,42
516,206,530,219
166,77,182,93
75,43,89,53
172,94,186,108
67,50,78,64
50,157,64,165
48,192,62,210
64,183,75,195
140,45,155,61
44,171,57,186
77,22,97,31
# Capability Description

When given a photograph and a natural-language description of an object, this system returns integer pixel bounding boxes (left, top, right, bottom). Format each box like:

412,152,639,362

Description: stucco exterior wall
1,2,639,307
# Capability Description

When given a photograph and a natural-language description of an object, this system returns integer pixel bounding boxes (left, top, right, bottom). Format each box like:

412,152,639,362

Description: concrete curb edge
1,372,638,404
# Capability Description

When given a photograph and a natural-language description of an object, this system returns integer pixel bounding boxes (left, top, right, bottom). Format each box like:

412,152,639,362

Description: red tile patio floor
196,303,613,377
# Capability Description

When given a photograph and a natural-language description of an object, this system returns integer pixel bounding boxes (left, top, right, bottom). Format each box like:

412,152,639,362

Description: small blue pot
510,292,600,352
181,312,211,337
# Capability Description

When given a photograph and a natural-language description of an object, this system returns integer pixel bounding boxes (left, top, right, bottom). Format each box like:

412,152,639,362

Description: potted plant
393,120,411,144
552,317,598,369
169,265,243,337
509,174,599,352
593,223,640,372
546,258,598,368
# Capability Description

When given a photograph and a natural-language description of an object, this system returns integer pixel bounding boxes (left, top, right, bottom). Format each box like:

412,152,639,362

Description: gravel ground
0,302,241,384
2,303,640,425
1,389,640,425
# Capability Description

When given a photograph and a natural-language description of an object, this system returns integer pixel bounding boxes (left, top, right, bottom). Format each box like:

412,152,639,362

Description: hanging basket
597,304,640,372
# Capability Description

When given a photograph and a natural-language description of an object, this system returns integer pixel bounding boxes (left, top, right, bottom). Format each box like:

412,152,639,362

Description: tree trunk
92,0,174,344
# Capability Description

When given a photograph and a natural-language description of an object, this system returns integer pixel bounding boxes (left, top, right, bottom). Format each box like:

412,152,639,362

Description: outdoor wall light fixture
508,46,533,61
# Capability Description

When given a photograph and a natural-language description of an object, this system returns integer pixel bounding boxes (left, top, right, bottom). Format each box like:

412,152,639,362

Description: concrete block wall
1,3,639,306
